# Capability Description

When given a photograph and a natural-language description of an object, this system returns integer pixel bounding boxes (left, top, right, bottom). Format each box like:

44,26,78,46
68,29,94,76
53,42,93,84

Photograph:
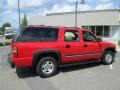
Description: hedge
0,42,11,47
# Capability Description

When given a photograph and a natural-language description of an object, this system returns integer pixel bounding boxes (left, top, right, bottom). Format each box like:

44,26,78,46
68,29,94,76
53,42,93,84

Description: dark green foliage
0,22,11,34
21,14,28,28
118,40,120,46
0,43,4,46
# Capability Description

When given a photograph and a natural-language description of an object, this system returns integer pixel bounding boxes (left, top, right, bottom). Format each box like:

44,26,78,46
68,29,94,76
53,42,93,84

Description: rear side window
16,27,58,42
65,30,79,42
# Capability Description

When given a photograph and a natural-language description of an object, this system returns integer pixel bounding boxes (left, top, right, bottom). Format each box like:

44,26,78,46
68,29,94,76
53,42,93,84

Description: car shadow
16,62,101,78
59,62,101,73
15,68,37,78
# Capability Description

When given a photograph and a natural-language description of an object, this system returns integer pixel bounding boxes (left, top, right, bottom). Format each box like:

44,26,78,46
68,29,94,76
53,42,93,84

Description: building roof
29,9,120,26
47,9,120,16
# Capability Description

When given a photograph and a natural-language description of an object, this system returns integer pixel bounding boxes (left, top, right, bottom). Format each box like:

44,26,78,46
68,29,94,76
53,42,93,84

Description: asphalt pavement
0,47,120,90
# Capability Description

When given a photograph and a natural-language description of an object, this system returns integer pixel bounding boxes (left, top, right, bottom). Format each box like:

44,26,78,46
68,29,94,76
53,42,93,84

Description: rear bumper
13,57,33,68
7,53,15,68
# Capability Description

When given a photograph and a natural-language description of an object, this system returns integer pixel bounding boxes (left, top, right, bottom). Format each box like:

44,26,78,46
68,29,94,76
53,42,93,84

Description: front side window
65,30,79,42
17,27,58,42
83,31,96,42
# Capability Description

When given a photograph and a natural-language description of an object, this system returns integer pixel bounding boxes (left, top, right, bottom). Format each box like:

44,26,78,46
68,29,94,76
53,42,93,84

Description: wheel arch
103,47,116,54
32,50,62,68
102,47,116,58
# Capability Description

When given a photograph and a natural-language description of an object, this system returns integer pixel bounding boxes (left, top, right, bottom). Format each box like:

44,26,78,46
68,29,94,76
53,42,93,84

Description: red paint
11,26,116,68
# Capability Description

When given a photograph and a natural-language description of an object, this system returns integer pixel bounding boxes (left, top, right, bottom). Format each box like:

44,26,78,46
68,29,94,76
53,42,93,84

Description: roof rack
28,25,81,29
29,25,46,26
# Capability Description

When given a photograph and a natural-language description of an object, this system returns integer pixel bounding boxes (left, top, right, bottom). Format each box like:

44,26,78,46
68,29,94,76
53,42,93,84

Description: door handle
84,44,88,47
65,45,70,48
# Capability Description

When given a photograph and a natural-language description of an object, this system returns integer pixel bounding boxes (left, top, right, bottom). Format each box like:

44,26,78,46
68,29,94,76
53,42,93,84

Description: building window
82,26,110,37
90,26,96,34
82,26,89,29
104,26,109,37
96,26,103,36
89,26,96,34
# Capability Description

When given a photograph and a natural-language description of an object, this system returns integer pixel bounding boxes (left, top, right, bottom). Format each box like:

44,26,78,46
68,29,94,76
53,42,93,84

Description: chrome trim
65,52,102,58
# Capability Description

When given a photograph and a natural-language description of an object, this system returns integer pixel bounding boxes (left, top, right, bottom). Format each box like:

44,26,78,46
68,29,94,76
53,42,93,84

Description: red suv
9,26,117,78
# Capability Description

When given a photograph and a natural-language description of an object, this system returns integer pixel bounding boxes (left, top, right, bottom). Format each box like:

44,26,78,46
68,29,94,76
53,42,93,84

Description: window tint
65,30,79,42
83,31,96,42
17,27,58,42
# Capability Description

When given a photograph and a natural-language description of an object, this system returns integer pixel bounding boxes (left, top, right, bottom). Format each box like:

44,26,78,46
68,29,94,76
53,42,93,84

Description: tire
102,51,114,65
16,67,22,76
36,56,58,78
11,63,15,68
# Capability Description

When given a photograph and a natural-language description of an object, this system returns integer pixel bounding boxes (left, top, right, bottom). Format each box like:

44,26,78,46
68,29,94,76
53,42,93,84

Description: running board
59,60,100,68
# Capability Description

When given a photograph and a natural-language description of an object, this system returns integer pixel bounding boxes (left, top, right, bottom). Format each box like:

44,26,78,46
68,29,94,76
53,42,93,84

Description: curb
0,46,10,49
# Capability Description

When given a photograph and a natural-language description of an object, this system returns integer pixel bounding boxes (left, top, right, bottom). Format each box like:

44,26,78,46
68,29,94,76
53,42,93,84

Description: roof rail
28,25,46,27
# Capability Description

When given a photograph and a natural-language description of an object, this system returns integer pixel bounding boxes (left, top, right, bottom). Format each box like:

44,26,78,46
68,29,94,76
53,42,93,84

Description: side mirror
96,37,102,42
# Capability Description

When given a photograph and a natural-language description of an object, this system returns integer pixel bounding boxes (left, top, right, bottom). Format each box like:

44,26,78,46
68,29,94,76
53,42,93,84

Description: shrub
0,42,4,46
118,40,120,47
5,42,10,46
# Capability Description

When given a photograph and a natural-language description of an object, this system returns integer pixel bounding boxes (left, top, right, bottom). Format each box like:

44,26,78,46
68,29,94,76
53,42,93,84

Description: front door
81,31,102,60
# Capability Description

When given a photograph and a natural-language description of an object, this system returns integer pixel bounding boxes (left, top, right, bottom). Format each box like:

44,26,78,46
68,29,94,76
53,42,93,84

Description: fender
32,49,62,68
103,47,116,54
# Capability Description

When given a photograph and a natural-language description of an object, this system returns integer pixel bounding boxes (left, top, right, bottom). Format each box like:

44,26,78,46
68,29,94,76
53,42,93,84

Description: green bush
0,42,4,46
5,42,10,46
118,40,120,47
0,42,11,47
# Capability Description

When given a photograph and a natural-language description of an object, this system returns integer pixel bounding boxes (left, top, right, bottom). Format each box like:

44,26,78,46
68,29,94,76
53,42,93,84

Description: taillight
12,46,18,58
12,47,17,53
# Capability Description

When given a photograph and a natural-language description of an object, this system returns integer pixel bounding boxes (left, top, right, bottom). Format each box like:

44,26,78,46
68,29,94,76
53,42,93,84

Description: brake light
12,46,18,58
12,47,18,53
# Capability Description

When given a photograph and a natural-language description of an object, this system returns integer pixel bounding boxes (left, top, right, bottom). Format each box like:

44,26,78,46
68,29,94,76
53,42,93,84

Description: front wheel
36,56,58,78
101,51,114,65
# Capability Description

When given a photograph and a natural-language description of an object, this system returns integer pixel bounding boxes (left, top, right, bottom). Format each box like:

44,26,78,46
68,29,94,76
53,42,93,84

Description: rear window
16,27,59,42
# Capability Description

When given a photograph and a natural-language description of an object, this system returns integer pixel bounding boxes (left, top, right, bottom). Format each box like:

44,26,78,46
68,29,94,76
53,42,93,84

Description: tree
0,27,3,35
1,23,11,33
21,14,28,28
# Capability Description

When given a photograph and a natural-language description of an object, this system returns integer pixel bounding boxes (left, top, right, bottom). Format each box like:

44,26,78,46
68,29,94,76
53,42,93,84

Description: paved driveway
0,47,120,90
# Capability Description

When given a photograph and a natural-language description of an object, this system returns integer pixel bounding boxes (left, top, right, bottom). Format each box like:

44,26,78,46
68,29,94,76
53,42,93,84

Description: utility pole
75,0,85,27
18,0,21,28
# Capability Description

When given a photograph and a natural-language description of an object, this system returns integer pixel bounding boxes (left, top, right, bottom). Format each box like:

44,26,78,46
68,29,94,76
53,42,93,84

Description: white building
29,9,120,40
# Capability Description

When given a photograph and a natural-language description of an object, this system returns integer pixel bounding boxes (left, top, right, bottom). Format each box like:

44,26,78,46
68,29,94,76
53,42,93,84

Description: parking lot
0,46,120,90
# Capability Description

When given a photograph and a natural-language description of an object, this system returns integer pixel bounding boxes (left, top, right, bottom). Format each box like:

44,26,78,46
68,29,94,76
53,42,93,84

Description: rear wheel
36,56,58,78
102,51,114,65
16,67,22,76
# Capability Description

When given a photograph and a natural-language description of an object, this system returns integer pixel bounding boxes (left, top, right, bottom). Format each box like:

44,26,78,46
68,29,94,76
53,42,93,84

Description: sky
0,0,120,28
